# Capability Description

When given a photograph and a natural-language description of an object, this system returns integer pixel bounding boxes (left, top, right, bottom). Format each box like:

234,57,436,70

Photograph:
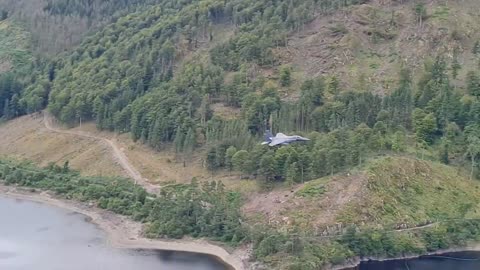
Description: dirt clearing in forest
242,172,367,228
0,113,249,190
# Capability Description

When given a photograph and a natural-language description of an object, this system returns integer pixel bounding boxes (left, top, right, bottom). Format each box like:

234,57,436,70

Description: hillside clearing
277,0,480,96
0,113,259,192
244,157,480,235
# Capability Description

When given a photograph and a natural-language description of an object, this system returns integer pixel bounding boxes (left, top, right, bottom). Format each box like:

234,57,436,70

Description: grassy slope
252,157,480,269
0,115,125,177
242,0,480,233
253,156,480,232
338,157,480,228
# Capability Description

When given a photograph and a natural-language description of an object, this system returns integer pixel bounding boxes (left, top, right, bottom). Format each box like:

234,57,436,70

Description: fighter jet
261,130,310,146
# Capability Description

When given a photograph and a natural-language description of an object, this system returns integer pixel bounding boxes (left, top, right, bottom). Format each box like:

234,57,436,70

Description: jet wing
269,137,294,146
297,136,310,141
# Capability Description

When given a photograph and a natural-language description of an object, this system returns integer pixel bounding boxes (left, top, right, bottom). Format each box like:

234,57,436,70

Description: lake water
0,196,231,270
347,251,480,270
5,195,480,270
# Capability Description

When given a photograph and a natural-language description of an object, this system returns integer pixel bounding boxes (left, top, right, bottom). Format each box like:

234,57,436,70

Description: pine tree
198,95,210,125
9,94,19,118
309,148,328,179
413,109,437,144
300,78,324,111
183,128,196,154
174,129,186,153
439,137,450,164
467,135,480,180
414,3,427,27
328,76,340,96
467,71,480,97
286,162,299,187
2,99,10,119
297,150,311,183
327,148,344,175
391,131,406,152
273,146,292,178
451,49,461,80
232,150,250,176
280,65,292,87
206,147,218,171
259,151,277,181
352,124,373,165
225,146,238,171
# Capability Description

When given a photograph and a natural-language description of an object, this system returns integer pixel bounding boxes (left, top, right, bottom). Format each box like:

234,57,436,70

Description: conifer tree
286,162,299,187
467,134,480,180
451,49,461,80
467,71,480,98
225,146,238,171
280,65,292,87
232,150,250,176
183,128,196,154
259,151,277,181
439,137,450,164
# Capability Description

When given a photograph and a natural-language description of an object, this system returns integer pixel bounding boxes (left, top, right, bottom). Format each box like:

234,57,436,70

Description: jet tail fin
264,130,273,143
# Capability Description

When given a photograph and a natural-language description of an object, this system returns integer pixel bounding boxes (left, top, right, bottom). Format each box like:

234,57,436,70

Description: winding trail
394,222,438,232
43,112,160,193
306,220,475,240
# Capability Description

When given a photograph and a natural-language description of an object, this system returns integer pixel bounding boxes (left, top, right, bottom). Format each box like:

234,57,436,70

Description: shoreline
0,185,248,270
5,184,480,270
331,244,480,270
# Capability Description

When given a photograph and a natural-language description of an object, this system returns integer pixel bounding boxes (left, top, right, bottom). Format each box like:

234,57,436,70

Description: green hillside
4,156,480,270
251,157,480,269
0,18,32,120
339,157,480,227
0,0,479,269
0,20,31,73
6,0,476,186
0,0,168,54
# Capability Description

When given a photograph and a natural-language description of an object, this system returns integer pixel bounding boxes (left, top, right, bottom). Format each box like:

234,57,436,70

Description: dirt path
43,112,160,193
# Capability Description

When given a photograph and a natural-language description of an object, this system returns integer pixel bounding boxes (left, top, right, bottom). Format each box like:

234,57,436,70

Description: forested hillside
0,17,31,120
21,0,370,151
1,0,480,269
0,0,172,54
0,0,479,185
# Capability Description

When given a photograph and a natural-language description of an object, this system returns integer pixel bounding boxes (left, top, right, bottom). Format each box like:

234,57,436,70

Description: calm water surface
347,251,480,270
0,196,230,270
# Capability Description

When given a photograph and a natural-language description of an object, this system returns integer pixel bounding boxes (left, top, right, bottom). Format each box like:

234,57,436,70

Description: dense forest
0,0,480,269
0,0,174,54
0,159,245,241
